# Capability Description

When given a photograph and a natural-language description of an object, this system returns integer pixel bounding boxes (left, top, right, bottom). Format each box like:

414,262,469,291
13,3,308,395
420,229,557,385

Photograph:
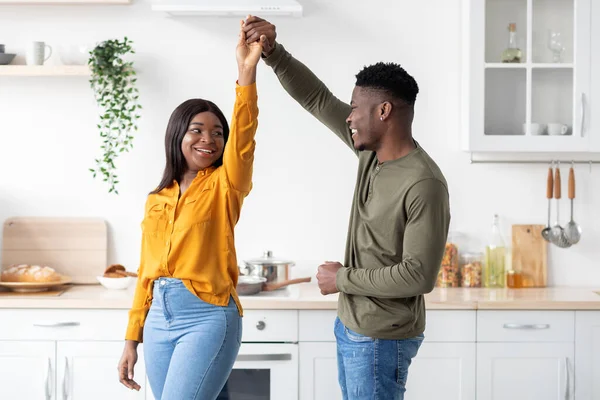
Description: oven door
217,343,298,400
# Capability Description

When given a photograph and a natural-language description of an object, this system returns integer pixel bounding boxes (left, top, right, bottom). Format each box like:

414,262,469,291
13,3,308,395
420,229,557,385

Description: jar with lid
436,242,459,288
460,252,483,288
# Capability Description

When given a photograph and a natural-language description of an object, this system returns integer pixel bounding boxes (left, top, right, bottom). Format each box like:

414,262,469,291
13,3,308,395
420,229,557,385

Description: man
243,16,450,400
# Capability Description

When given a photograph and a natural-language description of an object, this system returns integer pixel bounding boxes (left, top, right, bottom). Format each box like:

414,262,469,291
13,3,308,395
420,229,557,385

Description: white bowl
96,275,133,290
58,45,91,65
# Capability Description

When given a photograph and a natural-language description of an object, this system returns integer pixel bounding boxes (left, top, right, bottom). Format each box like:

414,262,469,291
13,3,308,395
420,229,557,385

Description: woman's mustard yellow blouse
125,83,258,342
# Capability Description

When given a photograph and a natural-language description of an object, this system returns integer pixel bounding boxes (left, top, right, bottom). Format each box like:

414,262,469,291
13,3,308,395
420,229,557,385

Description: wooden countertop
0,283,599,310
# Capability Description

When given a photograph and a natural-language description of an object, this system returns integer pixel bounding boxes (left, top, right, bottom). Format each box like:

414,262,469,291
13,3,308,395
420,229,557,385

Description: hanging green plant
88,36,142,194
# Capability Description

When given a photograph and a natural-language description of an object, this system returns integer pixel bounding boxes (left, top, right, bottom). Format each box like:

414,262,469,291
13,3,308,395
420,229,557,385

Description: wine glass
547,30,565,63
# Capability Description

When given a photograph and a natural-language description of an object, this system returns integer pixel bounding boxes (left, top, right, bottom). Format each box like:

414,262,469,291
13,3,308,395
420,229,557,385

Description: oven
217,309,299,400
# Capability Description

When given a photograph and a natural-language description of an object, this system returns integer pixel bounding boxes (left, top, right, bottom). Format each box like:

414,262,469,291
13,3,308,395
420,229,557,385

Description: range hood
152,0,303,17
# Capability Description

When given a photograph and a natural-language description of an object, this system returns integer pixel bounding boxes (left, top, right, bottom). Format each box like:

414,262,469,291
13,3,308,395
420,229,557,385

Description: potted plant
88,37,141,194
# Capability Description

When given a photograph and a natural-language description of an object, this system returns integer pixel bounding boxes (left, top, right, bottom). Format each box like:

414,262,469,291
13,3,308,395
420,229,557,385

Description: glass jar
436,242,459,288
460,252,483,288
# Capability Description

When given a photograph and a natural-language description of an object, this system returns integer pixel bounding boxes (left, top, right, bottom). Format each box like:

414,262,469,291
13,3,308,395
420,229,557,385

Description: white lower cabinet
477,343,573,400
57,341,145,400
300,341,476,400
477,310,575,400
407,343,476,400
1,307,599,399
0,341,55,400
299,342,341,400
0,340,144,400
575,311,600,400
299,310,477,400
0,309,145,400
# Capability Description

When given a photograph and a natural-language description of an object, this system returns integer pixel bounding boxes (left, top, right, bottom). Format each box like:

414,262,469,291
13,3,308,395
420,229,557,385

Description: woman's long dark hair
151,99,230,194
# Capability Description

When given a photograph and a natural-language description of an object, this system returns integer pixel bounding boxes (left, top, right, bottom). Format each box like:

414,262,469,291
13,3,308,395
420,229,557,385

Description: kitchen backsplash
0,0,598,286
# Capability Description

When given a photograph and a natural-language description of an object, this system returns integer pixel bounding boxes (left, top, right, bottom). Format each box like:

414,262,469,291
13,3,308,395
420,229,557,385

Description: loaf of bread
1,264,62,283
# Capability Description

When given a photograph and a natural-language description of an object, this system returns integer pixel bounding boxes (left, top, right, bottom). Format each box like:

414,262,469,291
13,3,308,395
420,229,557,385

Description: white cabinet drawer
299,310,476,342
477,311,574,342
424,310,476,342
299,310,337,341
0,309,129,341
242,310,298,342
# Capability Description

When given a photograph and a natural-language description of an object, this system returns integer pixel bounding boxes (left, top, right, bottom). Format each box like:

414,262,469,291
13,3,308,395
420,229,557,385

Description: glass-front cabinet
461,0,595,153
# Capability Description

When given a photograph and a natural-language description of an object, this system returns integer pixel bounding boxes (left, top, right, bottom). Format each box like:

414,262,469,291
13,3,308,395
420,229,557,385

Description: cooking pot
236,275,267,295
241,250,295,284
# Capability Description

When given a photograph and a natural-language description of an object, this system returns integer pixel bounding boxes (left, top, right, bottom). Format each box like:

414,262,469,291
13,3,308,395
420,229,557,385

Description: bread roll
1,264,62,283
103,264,137,278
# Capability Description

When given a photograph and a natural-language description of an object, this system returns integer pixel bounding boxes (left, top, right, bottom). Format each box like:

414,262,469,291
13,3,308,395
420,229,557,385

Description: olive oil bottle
501,23,523,63
484,214,506,288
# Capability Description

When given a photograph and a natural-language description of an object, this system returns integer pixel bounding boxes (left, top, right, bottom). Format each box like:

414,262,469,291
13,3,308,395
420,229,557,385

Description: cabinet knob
256,320,266,331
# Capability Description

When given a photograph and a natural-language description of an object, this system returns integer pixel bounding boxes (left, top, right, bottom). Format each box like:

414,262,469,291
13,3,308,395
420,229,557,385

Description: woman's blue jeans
143,278,242,400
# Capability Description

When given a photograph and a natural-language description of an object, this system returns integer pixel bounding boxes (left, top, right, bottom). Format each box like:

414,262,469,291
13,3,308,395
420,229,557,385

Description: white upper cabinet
591,1,600,152
461,0,593,153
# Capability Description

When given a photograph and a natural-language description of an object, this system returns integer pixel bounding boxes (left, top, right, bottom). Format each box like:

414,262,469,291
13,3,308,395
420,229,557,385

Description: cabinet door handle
46,357,52,400
236,353,292,362
564,357,570,400
63,357,70,400
33,322,80,328
580,93,586,137
502,323,550,330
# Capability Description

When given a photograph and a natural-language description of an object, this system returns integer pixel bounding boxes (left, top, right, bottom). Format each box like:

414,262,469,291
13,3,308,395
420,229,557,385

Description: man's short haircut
355,62,419,106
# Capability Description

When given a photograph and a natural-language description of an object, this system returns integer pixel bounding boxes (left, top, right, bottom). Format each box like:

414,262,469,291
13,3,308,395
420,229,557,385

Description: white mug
26,41,52,65
547,123,569,136
523,122,546,135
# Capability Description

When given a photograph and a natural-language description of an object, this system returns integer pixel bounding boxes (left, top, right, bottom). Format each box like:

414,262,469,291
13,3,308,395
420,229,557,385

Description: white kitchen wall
0,0,598,286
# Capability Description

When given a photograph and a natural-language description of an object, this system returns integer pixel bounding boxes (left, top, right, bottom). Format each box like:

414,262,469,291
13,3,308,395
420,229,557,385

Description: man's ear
379,101,393,121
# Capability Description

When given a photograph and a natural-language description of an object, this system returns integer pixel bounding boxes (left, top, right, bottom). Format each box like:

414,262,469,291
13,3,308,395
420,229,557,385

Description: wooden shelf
0,65,91,77
0,0,130,3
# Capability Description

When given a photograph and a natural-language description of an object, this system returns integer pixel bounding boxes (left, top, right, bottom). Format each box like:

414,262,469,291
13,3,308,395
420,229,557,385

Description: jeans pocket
344,326,375,343
236,317,243,346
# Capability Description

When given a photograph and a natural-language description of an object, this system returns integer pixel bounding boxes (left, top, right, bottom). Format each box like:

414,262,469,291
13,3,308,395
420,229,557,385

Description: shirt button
375,166,380,171
166,241,170,246
168,220,173,224
160,280,166,286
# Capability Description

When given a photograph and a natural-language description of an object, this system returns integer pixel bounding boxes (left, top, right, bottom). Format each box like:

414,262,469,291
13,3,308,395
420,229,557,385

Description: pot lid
244,250,295,266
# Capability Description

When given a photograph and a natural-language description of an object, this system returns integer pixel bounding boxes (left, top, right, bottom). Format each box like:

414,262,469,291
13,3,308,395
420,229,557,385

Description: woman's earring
380,117,383,121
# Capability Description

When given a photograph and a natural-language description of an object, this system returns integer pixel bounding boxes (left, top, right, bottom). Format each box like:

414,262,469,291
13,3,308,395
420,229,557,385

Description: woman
117,23,266,400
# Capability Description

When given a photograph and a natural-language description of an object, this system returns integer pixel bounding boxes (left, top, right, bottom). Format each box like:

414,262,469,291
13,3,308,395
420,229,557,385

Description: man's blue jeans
335,317,423,400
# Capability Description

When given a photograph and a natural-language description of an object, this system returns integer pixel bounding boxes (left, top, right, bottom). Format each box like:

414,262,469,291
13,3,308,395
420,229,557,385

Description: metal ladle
550,163,572,248
564,163,582,244
541,163,554,242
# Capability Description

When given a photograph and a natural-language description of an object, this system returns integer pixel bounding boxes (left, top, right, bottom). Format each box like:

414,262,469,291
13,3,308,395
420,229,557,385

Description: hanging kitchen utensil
541,163,554,243
550,163,571,248
564,163,582,244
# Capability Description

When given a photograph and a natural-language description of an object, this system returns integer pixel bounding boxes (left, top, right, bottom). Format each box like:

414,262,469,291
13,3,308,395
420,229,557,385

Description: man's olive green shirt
264,44,451,339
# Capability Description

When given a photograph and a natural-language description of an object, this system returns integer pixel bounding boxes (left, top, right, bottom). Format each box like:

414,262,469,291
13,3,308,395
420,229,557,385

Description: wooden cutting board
511,224,547,287
1,217,107,284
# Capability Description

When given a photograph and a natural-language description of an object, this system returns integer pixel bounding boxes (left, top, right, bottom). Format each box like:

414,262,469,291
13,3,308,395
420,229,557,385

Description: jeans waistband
155,277,181,285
